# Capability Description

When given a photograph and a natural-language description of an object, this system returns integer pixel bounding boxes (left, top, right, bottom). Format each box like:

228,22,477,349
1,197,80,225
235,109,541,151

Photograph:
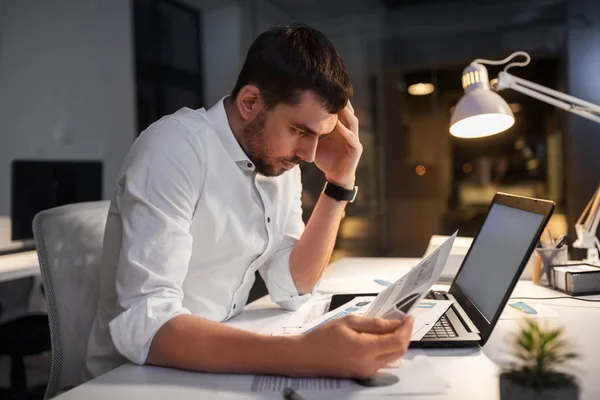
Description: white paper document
299,232,457,333
301,296,376,333
271,297,453,339
265,295,331,336
216,349,448,398
284,297,331,328
364,232,456,320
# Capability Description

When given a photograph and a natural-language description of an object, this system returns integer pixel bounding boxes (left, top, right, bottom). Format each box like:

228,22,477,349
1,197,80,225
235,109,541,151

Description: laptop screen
453,203,545,322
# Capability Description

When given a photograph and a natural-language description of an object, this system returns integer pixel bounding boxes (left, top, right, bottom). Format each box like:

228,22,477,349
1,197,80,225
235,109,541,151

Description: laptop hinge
446,294,480,334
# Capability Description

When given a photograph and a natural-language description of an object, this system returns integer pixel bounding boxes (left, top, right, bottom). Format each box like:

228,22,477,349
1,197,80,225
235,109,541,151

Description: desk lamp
449,51,600,139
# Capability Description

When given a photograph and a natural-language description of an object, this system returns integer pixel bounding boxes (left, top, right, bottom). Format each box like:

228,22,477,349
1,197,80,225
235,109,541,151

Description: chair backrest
33,201,109,398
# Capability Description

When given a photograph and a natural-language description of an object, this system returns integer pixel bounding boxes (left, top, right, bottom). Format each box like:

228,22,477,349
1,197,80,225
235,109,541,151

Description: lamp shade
450,63,515,138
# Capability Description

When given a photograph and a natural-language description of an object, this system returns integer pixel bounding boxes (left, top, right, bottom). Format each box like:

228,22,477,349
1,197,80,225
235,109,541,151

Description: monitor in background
11,160,103,241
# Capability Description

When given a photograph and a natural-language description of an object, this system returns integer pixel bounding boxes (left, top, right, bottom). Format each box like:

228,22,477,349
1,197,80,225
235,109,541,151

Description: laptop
328,192,554,348
413,192,554,348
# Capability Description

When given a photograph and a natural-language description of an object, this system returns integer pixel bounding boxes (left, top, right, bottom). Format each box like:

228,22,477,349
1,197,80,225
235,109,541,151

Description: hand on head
314,101,363,189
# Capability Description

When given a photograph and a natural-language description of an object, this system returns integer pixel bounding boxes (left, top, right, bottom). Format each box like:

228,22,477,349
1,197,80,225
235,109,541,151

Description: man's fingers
374,316,414,352
335,120,362,151
347,100,354,114
338,105,359,137
344,315,402,335
401,315,414,331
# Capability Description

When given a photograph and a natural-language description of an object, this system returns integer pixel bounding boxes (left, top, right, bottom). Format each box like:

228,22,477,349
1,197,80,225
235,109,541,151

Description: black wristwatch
323,181,358,203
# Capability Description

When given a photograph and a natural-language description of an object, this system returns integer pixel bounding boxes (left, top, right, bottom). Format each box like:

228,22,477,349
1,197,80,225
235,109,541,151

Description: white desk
0,250,40,283
55,257,600,399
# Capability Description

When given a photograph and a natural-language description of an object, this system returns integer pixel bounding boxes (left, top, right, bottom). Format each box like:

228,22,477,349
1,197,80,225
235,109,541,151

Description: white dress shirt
83,98,311,380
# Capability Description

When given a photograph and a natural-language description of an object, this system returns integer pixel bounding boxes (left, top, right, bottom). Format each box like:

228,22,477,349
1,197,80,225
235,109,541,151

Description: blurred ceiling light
526,159,539,170
415,165,426,176
408,83,435,96
450,51,600,139
514,138,525,150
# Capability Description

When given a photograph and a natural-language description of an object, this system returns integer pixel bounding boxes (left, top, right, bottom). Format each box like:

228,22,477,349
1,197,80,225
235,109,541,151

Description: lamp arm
497,72,600,125
575,186,600,251
588,186,600,234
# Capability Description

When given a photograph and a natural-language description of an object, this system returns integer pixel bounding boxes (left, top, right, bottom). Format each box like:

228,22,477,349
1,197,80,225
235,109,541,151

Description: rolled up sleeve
108,121,203,365
260,167,311,311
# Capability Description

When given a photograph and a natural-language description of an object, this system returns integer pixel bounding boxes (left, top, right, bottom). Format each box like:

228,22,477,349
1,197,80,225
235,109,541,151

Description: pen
555,235,567,248
283,387,306,400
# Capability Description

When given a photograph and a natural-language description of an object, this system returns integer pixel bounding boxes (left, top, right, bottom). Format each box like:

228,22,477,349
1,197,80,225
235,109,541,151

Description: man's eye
318,134,330,141
293,128,306,136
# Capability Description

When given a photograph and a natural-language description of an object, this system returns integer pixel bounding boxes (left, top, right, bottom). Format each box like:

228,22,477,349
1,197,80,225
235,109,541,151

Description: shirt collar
206,96,251,164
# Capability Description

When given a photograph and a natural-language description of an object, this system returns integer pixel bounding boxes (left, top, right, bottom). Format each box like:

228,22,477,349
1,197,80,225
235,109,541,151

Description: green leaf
503,320,579,389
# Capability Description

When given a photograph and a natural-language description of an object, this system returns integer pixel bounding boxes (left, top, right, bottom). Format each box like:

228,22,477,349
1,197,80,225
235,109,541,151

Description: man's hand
293,315,414,379
314,101,362,189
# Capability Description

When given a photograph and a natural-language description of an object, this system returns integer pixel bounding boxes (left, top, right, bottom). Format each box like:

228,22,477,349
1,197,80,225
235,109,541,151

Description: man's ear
235,85,262,121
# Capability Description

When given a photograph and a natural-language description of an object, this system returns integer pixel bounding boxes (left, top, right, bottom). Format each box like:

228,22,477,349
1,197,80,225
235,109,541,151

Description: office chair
32,201,109,399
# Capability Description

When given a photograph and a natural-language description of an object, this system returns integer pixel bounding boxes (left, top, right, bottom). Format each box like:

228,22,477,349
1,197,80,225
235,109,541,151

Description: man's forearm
289,191,347,294
147,314,305,374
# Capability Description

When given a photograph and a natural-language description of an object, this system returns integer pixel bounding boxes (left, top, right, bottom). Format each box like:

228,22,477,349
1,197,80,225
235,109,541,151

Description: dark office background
0,0,599,396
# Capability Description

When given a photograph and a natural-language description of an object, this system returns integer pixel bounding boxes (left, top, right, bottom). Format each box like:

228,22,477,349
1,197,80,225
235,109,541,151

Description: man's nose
296,138,318,163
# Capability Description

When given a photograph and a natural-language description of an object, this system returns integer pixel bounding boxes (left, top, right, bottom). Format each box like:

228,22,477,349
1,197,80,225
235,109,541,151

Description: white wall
0,0,136,225
199,0,293,106
201,3,245,106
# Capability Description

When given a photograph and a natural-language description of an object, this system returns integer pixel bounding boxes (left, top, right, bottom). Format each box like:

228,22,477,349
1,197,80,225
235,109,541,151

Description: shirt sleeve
259,166,312,311
108,119,204,365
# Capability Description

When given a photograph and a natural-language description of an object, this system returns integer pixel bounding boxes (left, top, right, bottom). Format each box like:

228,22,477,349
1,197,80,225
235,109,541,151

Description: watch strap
323,181,358,203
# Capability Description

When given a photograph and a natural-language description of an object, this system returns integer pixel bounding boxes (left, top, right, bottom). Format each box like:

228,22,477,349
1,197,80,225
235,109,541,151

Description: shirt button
247,162,253,168
267,217,271,223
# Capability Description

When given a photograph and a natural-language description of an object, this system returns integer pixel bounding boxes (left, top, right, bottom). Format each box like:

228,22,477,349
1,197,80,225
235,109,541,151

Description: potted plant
500,320,579,400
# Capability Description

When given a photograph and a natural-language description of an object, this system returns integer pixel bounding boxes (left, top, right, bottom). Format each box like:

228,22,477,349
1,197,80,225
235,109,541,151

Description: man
84,23,413,381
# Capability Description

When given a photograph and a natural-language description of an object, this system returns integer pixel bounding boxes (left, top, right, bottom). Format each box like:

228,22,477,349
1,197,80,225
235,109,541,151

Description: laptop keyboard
423,314,458,338
423,291,458,339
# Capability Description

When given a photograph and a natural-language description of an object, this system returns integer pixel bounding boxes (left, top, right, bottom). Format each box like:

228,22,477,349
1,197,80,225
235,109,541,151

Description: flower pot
500,374,579,400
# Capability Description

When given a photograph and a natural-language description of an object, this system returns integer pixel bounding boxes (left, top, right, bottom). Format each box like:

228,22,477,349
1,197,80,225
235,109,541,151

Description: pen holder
535,246,568,287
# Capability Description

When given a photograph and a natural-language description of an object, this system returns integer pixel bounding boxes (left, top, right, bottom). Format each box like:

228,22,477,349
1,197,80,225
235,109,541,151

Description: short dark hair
231,23,353,114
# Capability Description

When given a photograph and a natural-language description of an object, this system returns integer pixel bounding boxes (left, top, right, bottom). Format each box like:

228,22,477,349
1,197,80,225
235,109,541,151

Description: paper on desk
284,297,331,328
300,296,376,333
267,296,332,337
410,299,454,340
500,301,559,319
216,349,448,398
298,232,457,334
288,296,453,341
